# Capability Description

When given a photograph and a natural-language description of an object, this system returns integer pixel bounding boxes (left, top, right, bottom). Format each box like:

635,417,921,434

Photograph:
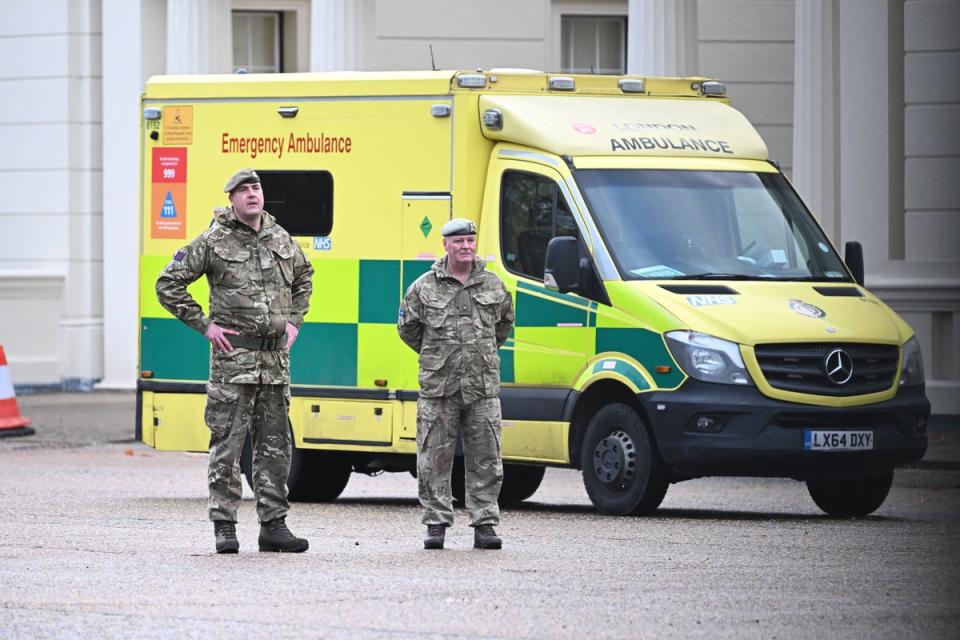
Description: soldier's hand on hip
204,322,239,353
285,321,299,350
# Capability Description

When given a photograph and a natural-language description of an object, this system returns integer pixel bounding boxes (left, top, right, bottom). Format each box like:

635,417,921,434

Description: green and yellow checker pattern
141,260,685,398
139,93,462,390
139,258,441,388
496,278,686,391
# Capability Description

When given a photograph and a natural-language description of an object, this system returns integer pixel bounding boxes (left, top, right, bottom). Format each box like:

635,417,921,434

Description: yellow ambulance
138,70,929,517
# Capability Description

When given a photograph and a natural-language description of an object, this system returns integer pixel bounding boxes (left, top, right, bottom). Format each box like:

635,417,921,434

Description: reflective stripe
0,365,14,399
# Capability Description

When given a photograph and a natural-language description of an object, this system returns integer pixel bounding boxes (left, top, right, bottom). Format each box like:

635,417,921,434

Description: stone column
626,0,699,76
838,0,904,265
166,0,232,74
792,0,840,242
310,0,367,71
100,0,143,388
61,0,103,389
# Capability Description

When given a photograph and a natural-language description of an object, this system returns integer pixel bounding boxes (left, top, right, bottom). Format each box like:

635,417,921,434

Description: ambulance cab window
256,170,333,236
501,171,579,280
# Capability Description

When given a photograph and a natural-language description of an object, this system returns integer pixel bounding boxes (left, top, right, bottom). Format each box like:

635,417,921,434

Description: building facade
1,0,957,412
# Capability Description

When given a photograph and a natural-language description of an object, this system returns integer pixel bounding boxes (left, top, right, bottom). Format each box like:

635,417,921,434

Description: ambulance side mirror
844,241,864,286
544,236,581,293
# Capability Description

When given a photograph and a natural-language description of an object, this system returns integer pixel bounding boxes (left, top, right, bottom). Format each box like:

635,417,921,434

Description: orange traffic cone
0,345,34,438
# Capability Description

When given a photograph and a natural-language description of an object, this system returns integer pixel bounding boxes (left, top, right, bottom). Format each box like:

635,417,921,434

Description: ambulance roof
480,94,768,161
145,70,457,99
144,70,766,160
145,70,728,101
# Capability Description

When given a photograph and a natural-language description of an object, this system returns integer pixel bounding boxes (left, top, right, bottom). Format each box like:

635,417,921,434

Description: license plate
804,430,873,451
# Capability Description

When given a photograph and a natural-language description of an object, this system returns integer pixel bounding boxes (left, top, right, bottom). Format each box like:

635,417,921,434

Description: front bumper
640,381,929,480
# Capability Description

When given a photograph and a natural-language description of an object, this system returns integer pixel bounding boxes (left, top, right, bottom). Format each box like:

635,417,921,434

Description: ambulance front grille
754,343,900,397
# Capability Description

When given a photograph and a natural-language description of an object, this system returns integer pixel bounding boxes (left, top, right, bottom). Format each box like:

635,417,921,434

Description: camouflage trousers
417,395,503,526
204,382,291,523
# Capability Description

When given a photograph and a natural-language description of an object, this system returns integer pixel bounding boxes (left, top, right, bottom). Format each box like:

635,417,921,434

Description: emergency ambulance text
221,132,353,159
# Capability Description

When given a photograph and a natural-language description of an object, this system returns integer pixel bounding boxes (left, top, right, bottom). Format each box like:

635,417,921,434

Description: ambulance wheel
449,460,543,505
451,458,465,505
499,464,545,505
240,436,352,502
581,403,668,516
806,472,893,518
287,448,352,502
240,435,256,490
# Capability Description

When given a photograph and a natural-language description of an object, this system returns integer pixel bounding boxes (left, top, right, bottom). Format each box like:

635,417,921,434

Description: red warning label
151,148,186,239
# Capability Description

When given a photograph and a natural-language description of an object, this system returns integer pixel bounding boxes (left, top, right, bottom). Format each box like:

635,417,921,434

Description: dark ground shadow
135,495,906,524
320,496,905,523
501,500,902,522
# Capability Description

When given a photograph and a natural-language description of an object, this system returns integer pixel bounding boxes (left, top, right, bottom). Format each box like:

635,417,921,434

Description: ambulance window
500,170,579,280
256,170,333,236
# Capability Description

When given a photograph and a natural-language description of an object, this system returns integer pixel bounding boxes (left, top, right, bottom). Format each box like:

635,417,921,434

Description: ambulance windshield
574,169,850,281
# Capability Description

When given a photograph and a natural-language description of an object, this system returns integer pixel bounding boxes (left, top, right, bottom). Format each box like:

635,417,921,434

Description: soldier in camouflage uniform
397,218,514,550
156,169,314,554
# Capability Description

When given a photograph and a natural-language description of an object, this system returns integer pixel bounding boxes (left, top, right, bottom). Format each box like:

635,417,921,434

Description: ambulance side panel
139,95,455,452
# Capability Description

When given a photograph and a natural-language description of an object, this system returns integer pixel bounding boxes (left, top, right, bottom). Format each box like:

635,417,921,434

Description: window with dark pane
232,11,282,73
500,171,580,280
257,170,333,236
561,15,626,75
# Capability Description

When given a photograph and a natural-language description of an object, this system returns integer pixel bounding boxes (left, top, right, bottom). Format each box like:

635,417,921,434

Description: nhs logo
687,295,736,307
314,236,332,250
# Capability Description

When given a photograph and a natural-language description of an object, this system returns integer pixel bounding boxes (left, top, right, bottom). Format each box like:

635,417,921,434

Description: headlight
899,336,925,387
665,331,753,385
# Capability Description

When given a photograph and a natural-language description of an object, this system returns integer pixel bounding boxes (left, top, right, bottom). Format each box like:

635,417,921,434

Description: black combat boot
473,524,502,550
214,520,239,554
258,517,309,553
423,524,447,550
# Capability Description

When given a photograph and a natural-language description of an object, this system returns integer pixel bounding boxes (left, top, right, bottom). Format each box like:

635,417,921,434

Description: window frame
256,169,334,237
231,0,311,72
499,168,580,282
573,168,852,282
232,10,283,74
560,14,627,75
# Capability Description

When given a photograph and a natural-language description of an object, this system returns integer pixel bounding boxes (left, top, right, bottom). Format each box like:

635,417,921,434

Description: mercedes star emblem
825,348,854,385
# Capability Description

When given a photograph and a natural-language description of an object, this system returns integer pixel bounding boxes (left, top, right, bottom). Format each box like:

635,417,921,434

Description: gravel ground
0,392,958,639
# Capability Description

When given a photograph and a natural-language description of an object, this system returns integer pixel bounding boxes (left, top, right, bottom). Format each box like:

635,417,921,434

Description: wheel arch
567,379,653,469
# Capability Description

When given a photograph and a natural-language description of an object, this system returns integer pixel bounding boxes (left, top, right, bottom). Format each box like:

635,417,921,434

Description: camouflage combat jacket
156,207,313,385
398,257,514,403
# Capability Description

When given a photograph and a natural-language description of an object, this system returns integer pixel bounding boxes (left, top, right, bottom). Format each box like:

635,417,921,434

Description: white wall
895,0,960,407
0,0,102,388
903,0,960,263
369,0,552,71
698,0,796,174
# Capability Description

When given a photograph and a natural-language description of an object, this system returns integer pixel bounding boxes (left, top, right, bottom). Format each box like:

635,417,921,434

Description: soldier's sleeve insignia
173,249,187,262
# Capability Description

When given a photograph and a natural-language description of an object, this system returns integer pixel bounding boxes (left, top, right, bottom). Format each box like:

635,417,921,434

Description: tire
287,448,353,502
581,403,668,516
499,464,546,506
451,460,545,506
240,434,254,489
241,435,352,502
451,458,465,504
806,472,894,518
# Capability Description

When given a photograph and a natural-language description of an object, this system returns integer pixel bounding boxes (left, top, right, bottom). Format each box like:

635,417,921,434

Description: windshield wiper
775,276,852,282
668,273,768,281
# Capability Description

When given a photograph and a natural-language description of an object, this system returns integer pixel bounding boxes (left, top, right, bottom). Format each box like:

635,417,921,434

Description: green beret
440,218,478,237
224,169,260,193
